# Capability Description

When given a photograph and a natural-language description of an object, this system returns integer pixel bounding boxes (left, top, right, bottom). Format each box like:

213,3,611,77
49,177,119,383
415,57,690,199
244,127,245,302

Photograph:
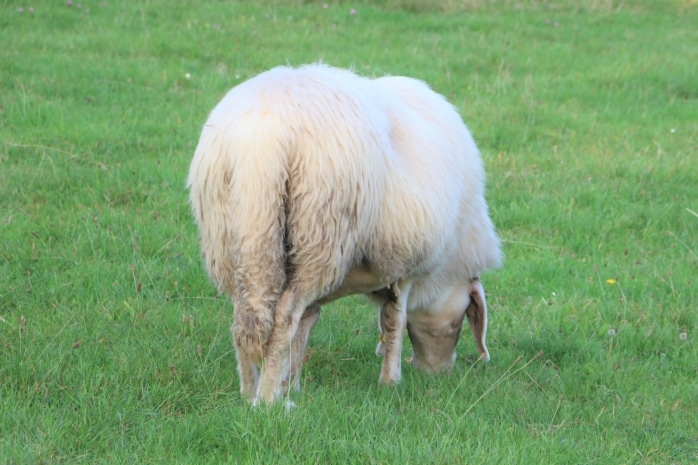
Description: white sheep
187,64,502,405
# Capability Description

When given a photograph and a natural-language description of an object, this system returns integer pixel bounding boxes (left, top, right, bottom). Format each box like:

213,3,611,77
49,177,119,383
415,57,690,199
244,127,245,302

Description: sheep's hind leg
231,330,260,402
231,299,267,402
255,288,310,405
378,281,410,384
284,305,321,393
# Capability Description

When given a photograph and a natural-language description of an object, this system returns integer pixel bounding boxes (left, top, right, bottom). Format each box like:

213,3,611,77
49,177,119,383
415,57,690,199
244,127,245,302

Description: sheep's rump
187,64,500,358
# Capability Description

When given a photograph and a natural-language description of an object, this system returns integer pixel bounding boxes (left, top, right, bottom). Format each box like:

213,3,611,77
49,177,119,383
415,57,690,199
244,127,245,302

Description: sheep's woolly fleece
187,63,502,405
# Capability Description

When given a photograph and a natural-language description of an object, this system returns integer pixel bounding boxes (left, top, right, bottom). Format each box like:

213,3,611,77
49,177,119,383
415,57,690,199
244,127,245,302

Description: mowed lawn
1,0,696,463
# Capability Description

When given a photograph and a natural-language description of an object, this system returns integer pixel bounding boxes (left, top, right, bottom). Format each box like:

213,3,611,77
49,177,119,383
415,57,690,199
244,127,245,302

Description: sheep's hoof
378,374,401,385
284,400,297,412
375,341,386,357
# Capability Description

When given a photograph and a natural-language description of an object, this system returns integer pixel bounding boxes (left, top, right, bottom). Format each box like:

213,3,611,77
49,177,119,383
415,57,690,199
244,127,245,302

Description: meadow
1,0,696,463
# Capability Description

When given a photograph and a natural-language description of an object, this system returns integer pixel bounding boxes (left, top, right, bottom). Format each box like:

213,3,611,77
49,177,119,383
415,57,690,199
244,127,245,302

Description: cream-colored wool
188,64,502,404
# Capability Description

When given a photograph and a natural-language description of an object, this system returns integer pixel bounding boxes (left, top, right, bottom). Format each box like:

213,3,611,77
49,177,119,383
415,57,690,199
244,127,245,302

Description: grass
1,0,696,463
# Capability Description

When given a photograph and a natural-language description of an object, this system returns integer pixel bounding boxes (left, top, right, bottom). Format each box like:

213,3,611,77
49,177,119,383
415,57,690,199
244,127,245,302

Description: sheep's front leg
378,281,409,384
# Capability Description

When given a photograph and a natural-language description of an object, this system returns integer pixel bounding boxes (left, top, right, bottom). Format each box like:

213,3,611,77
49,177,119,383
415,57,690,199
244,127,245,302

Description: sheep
187,64,502,405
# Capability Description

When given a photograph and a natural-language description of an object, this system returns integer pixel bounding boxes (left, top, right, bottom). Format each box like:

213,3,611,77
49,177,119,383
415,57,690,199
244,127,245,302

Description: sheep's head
406,278,490,373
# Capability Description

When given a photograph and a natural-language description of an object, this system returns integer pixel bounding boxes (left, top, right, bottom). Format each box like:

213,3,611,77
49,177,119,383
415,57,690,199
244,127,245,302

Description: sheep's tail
188,108,290,362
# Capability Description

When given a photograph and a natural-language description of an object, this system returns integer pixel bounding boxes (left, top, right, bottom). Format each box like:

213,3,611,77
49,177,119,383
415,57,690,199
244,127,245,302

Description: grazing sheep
187,64,502,405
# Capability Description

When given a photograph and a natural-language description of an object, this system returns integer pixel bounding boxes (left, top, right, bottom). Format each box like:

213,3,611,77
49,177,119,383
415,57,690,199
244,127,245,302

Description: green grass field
1,0,696,463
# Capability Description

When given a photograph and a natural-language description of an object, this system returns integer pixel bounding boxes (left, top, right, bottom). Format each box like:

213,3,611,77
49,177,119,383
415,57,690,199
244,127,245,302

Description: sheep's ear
465,278,490,362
